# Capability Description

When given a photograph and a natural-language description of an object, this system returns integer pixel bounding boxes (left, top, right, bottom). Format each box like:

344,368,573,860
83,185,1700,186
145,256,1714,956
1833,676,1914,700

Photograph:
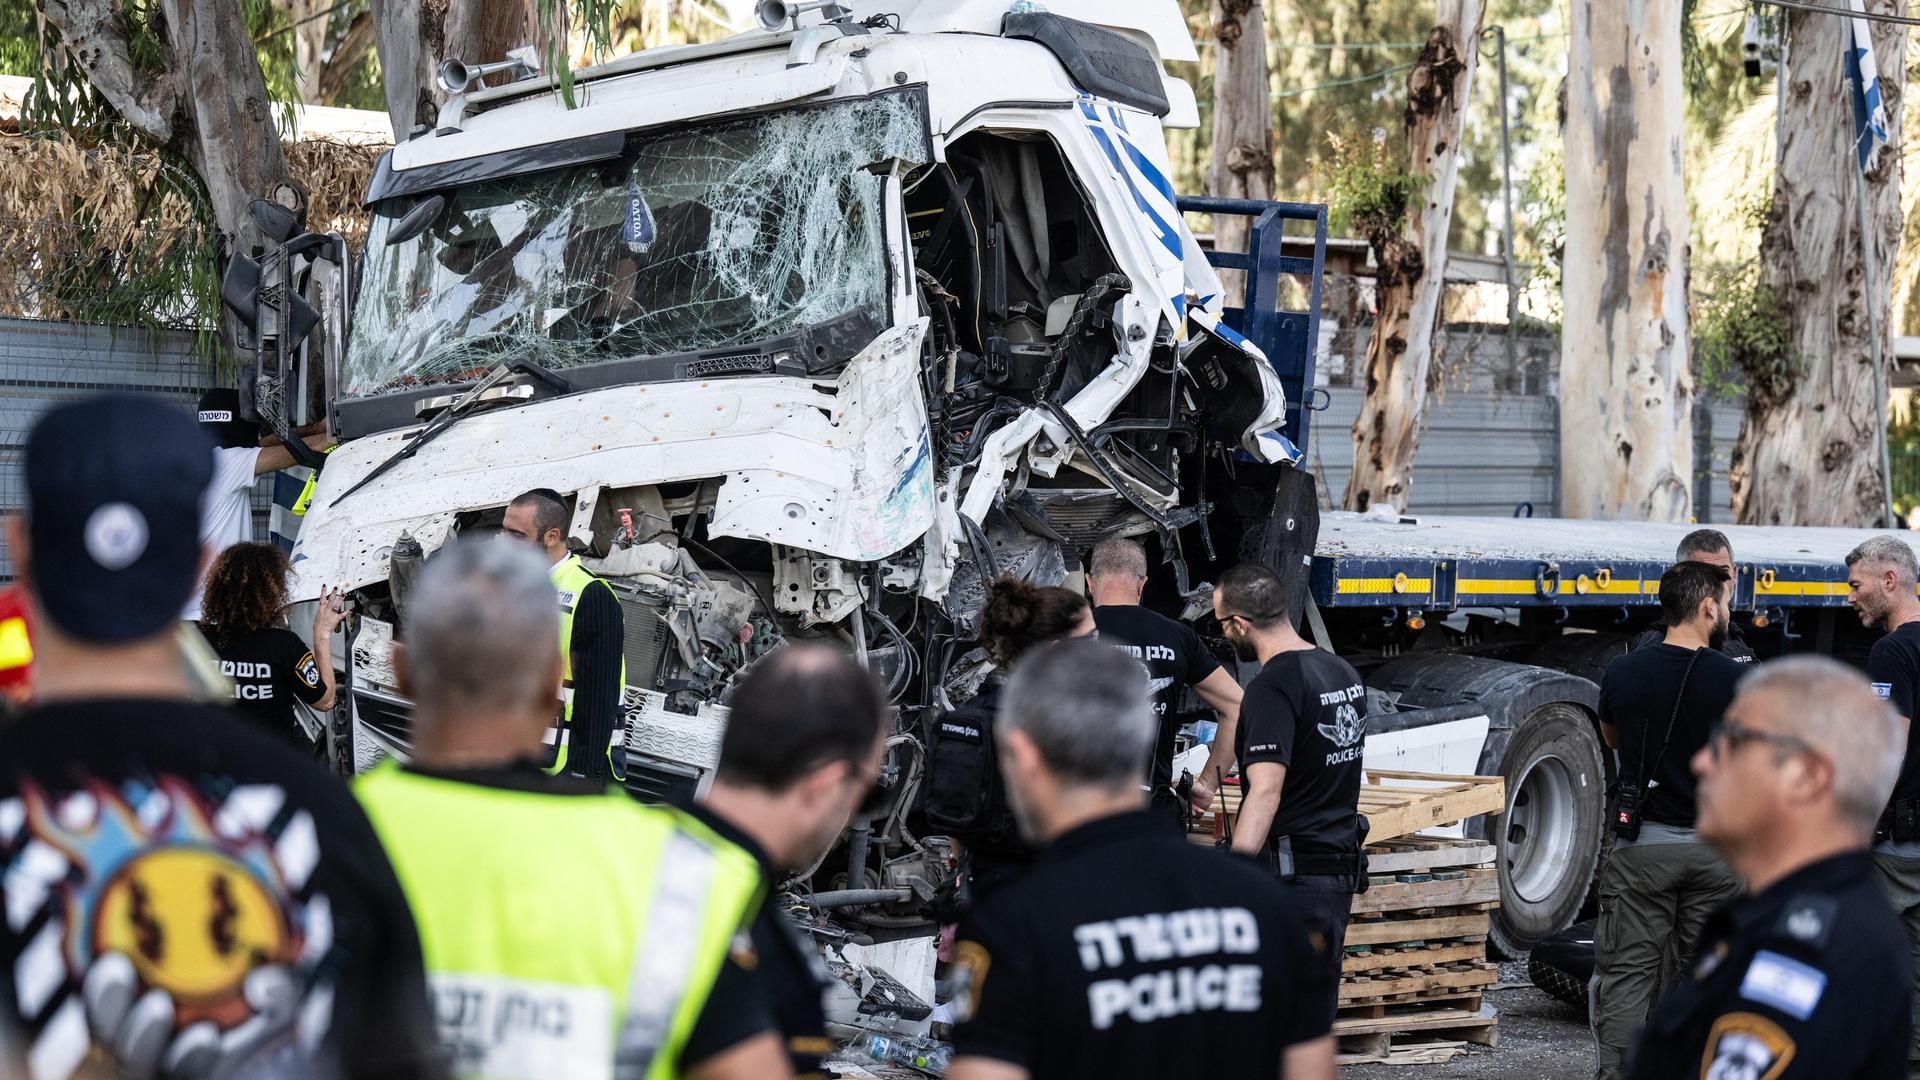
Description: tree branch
39,0,179,142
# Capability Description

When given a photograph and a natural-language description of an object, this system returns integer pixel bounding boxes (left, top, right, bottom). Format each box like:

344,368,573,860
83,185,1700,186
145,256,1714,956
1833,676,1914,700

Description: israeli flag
1844,0,1891,172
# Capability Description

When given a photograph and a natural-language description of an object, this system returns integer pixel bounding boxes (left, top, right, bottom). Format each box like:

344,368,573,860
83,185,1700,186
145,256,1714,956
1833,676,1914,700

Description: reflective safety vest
545,554,627,778
355,763,763,1080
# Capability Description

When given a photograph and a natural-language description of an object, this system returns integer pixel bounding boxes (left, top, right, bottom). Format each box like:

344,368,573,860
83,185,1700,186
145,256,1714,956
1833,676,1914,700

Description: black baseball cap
197,387,260,450
24,395,213,643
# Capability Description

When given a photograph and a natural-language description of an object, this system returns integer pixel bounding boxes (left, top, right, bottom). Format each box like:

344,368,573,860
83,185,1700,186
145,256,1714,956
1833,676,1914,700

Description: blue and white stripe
1844,0,1890,172
1075,95,1215,323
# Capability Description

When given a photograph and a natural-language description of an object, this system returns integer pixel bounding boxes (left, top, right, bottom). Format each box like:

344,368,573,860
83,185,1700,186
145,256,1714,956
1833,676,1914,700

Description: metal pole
1494,25,1520,379
1854,161,1897,528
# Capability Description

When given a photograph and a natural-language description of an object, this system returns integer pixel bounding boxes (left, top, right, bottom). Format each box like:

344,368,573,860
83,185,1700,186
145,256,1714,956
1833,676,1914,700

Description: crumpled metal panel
288,320,934,597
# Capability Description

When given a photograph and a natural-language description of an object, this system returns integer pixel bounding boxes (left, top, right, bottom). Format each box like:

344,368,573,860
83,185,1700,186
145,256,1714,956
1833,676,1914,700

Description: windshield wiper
330,364,520,509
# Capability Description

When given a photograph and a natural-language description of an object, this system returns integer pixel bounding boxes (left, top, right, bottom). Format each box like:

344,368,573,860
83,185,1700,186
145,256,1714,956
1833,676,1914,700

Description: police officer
948,638,1335,1080
1627,657,1911,1079
1627,529,1754,661
355,539,788,1080
688,645,890,1080
1085,536,1244,822
501,487,627,780
1212,561,1366,1028
1592,560,1745,1080
1845,534,1920,1076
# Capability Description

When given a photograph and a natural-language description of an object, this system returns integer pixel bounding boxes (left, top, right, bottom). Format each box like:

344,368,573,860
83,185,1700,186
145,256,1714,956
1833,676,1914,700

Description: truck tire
1526,632,1630,686
1488,701,1606,957
1367,654,1604,957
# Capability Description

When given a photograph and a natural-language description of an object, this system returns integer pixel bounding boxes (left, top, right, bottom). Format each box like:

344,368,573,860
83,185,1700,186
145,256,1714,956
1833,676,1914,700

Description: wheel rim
1505,751,1577,905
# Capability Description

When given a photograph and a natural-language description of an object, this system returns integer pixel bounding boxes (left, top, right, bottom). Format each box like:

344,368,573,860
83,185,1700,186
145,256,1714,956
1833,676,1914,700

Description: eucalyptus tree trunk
371,0,543,140
1343,0,1484,513
1207,0,1273,295
40,0,293,260
1731,2,1907,526
1558,0,1693,521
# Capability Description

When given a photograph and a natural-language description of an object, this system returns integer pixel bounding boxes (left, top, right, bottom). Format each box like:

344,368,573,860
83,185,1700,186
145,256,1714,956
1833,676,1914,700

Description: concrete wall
0,318,268,582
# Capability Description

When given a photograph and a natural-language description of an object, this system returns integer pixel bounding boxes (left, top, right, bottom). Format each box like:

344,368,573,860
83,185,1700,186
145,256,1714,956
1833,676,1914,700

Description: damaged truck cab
288,0,1301,780
245,0,1323,1040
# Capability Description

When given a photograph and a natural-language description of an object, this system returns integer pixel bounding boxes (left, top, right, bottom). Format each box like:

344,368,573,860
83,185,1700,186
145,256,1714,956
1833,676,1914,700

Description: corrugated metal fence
0,318,1751,583
0,318,268,581
1307,387,1744,521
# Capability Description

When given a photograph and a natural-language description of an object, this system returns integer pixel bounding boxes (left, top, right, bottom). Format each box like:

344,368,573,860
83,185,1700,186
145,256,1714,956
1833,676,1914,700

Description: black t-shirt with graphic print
0,698,444,1080
1233,648,1368,855
202,624,326,747
1093,605,1223,791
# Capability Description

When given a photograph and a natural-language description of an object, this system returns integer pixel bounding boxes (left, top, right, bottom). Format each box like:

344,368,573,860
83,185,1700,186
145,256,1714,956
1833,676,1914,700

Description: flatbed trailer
1185,195,1895,954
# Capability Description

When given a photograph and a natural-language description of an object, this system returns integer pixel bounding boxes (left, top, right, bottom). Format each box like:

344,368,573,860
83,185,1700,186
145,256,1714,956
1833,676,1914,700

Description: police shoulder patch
294,651,321,689
1700,1012,1795,1080
950,939,992,1024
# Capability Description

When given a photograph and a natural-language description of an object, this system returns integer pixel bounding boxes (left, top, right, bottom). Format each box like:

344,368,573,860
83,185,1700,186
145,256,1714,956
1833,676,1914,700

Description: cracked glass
344,89,929,398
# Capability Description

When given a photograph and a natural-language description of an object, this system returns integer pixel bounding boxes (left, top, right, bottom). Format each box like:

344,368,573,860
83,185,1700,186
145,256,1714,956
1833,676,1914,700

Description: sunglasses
1708,718,1814,762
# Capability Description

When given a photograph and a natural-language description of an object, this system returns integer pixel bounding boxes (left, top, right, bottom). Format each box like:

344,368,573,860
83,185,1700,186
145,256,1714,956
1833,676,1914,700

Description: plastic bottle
858,1034,953,1075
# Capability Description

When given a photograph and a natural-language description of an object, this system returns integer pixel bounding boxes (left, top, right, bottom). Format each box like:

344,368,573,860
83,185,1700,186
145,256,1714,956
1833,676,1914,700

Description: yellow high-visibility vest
355,763,761,1080
544,554,627,778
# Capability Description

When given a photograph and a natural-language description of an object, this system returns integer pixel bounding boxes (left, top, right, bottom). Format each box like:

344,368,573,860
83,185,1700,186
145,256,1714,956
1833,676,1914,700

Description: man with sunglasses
1628,657,1910,1079
1845,534,1920,1076
1591,560,1746,1080
1211,561,1367,1028
686,644,892,1080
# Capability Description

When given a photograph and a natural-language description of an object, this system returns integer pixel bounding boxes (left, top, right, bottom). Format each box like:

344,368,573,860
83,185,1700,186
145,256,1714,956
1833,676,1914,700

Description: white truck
221,1,1893,1023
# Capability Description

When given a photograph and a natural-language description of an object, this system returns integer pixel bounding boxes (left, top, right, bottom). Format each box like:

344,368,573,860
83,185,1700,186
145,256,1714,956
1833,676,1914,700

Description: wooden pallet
1353,868,1501,915
1336,999,1497,1045
1189,772,1505,845
1340,963,1498,1004
1343,940,1486,975
1359,771,1507,844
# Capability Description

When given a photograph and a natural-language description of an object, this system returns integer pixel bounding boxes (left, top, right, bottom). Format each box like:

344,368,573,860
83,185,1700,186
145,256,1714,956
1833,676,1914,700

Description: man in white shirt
184,389,332,620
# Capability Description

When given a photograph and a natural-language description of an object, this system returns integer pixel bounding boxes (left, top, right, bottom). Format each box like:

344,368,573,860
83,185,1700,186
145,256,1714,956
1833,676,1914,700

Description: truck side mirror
386,195,446,246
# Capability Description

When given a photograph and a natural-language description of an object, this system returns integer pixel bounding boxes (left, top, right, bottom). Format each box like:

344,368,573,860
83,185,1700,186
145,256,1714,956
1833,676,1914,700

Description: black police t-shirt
1234,648,1368,853
952,811,1331,1079
1626,851,1910,1080
1629,624,1754,662
0,699,444,1080
202,624,327,745
682,804,831,1079
1598,643,1744,828
1869,621,1920,808
1093,605,1223,789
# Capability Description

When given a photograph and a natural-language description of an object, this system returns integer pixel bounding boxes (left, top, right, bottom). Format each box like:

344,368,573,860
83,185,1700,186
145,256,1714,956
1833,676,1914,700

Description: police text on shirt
1074,906,1263,1029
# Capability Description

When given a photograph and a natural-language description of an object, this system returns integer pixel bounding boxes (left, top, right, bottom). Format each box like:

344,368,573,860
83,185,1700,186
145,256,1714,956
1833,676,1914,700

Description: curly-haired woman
925,577,1096,903
197,542,345,750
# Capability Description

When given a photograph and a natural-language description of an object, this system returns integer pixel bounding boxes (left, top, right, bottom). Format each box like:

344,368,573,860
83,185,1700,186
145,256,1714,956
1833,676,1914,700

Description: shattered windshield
344,89,929,397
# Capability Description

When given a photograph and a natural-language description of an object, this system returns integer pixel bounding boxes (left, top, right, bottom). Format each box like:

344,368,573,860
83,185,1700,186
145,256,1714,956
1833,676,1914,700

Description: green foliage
1693,255,1798,406
1322,131,1418,240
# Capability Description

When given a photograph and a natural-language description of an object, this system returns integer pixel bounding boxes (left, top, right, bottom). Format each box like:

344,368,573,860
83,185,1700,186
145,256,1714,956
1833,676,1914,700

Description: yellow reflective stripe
1457,578,1550,595
289,444,338,516
1753,580,1851,597
0,617,29,670
616,832,716,1080
1334,577,1433,595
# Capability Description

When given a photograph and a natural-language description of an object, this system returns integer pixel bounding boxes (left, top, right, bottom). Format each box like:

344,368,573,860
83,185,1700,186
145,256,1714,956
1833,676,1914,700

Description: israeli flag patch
1738,950,1827,1021
1873,682,1894,700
